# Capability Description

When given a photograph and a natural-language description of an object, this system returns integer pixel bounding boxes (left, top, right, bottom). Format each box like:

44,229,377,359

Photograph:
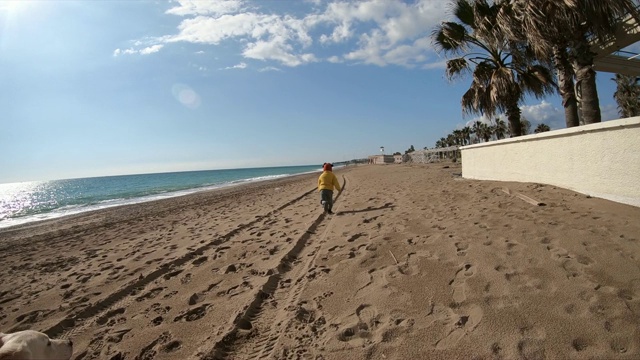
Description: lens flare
171,83,201,109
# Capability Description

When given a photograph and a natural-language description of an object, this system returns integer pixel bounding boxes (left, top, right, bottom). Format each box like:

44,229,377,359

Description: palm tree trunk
553,46,580,127
571,39,601,124
506,102,523,137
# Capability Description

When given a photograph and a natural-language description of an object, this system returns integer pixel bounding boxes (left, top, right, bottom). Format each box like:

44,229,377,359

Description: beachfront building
368,155,395,164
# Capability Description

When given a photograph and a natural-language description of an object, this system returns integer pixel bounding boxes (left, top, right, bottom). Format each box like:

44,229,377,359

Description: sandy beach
1,163,640,360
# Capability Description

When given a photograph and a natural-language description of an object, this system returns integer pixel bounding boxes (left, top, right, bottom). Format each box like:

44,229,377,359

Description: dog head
0,331,72,360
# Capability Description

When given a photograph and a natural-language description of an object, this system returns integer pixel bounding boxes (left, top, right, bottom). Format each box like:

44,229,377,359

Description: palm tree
496,1,578,127
472,121,493,142
493,118,508,139
613,74,640,118
497,0,640,125
471,121,483,141
520,117,531,135
452,129,464,145
480,122,492,142
534,123,551,133
446,134,456,147
433,0,556,137
461,126,472,145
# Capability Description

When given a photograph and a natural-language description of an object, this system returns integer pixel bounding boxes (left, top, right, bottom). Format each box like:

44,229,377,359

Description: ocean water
0,165,323,230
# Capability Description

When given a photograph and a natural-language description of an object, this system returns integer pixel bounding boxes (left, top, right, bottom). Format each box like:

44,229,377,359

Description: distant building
368,155,395,164
394,154,403,163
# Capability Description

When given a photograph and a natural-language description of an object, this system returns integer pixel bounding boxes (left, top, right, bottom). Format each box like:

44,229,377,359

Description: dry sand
1,163,640,360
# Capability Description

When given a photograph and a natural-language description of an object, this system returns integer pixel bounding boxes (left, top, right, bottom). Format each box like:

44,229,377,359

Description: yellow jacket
318,171,341,192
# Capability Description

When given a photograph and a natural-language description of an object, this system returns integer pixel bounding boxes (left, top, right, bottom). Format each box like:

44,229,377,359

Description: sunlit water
0,165,323,230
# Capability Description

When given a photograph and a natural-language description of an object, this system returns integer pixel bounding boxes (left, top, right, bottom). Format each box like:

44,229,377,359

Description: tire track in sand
202,177,346,360
44,187,319,340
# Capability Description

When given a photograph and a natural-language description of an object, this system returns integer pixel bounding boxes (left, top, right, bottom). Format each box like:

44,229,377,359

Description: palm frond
472,61,496,83
451,0,475,28
518,65,557,98
432,22,469,53
462,82,495,117
446,58,471,80
488,66,516,107
473,0,500,35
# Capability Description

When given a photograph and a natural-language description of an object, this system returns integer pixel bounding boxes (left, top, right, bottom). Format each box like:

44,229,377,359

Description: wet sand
1,163,640,359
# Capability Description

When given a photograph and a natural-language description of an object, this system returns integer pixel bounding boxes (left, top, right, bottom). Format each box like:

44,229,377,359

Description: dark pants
320,189,333,212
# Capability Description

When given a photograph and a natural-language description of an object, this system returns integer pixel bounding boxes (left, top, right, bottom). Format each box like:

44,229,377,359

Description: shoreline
0,169,324,241
2,163,640,359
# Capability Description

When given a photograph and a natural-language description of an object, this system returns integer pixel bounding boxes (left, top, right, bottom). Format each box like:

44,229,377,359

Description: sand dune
1,164,639,359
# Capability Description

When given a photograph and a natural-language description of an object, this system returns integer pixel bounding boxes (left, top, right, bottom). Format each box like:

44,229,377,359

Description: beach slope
1,164,639,359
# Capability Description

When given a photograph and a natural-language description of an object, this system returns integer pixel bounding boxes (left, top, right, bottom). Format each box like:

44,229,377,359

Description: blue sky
0,0,631,183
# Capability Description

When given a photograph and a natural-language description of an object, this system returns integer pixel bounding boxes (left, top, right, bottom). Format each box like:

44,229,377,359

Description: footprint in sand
96,308,126,326
454,242,469,257
346,233,366,243
136,331,173,360
504,239,522,256
337,304,386,344
545,241,596,284
546,244,572,260
425,300,453,326
355,268,381,295
173,303,210,322
398,251,433,276
449,264,476,303
434,304,483,350
180,273,192,284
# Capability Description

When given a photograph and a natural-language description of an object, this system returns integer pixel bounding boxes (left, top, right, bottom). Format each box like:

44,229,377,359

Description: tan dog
0,331,72,360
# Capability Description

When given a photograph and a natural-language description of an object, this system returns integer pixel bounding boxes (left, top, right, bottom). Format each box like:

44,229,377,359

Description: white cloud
344,30,387,66
113,45,163,56
133,0,449,68
520,100,565,129
422,60,446,69
258,66,282,72
140,44,164,55
166,0,244,16
165,13,270,45
327,55,342,63
464,114,494,128
382,41,427,67
319,22,352,44
243,39,317,67
462,101,565,129
221,62,247,70
318,0,447,66
113,48,138,56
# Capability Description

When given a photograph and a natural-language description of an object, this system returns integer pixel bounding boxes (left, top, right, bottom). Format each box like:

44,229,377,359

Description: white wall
461,117,640,208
